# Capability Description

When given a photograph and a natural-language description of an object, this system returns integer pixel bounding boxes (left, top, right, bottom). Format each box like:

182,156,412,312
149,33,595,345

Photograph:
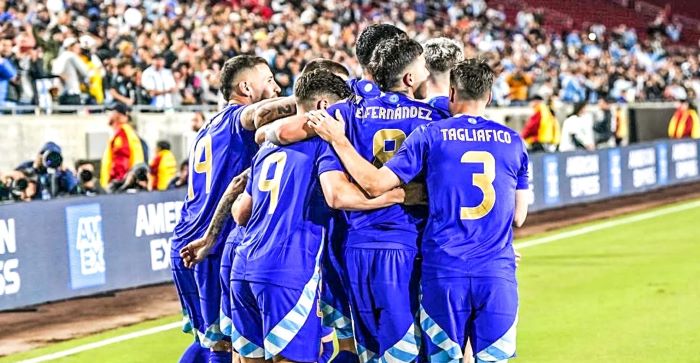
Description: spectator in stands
168,160,189,190
668,99,700,139
593,98,615,147
149,140,177,191
0,37,17,108
100,103,145,189
78,35,105,105
506,68,532,105
141,53,176,110
52,38,89,105
560,102,595,152
75,160,105,196
108,60,137,106
521,96,560,152
15,141,78,200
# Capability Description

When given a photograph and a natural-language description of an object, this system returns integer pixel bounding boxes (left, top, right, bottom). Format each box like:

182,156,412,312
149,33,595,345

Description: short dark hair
423,38,464,73
117,59,132,69
450,59,495,101
302,58,350,78
355,24,406,68
294,69,352,111
220,55,268,101
368,35,423,91
157,140,171,150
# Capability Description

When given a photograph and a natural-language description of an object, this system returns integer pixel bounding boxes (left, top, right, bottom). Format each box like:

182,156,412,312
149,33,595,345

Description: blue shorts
231,280,322,362
344,247,421,363
220,227,244,337
171,255,205,340
320,240,353,340
420,277,518,362
194,253,226,347
219,241,235,337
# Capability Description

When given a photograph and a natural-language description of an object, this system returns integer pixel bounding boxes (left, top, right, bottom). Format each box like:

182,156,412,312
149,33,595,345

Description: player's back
427,95,451,118
234,138,339,288
418,115,529,281
171,104,258,256
330,92,443,247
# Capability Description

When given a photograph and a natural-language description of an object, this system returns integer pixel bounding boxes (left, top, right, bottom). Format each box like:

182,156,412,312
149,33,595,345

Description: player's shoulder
347,78,380,100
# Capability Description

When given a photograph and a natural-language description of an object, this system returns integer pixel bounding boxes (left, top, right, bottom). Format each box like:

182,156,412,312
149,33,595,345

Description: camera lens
13,178,28,191
43,150,63,169
80,169,94,183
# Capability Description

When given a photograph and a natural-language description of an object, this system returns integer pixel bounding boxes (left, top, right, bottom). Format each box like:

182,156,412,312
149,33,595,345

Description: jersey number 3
258,152,287,214
188,134,213,200
461,151,496,220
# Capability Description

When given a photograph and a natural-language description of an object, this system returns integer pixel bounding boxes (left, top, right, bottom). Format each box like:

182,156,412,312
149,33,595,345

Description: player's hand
306,109,345,143
402,182,428,206
180,237,212,268
515,250,522,268
385,187,406,204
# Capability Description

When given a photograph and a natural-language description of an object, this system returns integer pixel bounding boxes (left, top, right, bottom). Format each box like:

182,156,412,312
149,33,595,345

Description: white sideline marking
19,199,700,362
18,322,182,363
514,199,700,250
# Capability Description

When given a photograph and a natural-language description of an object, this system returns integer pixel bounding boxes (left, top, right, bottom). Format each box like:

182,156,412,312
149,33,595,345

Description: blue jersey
327,91,445,248
427,95,451,118
384,115,529,281
233,138,343,289
347,78,380,100
171,104,258,256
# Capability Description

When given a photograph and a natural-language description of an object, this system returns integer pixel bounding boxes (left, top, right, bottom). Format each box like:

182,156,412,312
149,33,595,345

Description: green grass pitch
3,200,699,363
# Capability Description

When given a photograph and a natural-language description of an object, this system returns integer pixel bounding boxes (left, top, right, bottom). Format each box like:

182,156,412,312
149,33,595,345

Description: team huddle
171,23,530,363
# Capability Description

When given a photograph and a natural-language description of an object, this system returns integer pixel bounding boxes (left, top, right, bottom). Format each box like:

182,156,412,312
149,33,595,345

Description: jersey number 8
373,129,407,166
188,134,213,200
258,152,288,214
461,151,496,220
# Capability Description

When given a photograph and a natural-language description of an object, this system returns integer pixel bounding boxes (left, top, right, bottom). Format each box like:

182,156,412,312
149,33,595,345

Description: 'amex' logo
76,216,105,276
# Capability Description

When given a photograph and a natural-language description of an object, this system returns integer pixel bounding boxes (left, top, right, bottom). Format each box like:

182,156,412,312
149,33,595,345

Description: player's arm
513,139,530,228
239,97,287,131
514,190,528,228
319,171,405,211
179,169,250,268
307,109,401,197
232,192,253,226
253,96,297,129
257,115,316,145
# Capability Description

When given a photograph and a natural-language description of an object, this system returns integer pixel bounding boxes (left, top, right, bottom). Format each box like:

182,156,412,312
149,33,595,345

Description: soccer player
313,35,444,363
171,55,280,363
419,37,464,118
307,59,529,363
229,69,405,363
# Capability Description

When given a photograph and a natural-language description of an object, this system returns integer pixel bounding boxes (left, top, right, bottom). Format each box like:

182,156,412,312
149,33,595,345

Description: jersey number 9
373,129,407,166
461,151,496,220
258,152,287,214
188,134,213,200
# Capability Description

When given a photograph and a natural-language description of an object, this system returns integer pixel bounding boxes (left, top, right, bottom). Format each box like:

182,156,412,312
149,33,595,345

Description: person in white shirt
140,54,176,109
52,38,90,103
560,102,595,152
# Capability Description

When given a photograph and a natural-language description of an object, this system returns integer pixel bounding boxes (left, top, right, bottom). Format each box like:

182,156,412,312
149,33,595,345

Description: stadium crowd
1,0,700,110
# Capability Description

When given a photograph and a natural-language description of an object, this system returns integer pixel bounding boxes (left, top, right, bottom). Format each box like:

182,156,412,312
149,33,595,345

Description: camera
42,149,63,169
79,169,94,183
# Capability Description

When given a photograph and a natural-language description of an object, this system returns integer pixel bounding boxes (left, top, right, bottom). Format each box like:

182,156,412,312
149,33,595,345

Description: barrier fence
0,138,699,310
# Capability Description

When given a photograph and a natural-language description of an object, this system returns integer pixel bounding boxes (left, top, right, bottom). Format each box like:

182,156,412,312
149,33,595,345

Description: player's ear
238,81,251,97
403,72,413,88
449,87,456,103
486,92,493,106
317,98,329,110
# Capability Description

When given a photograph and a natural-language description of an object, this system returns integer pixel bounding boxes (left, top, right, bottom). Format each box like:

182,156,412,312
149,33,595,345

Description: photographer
167,160,189,190
110,163,150,193
16,142,78,199
75,160,105,196
0,169,39,202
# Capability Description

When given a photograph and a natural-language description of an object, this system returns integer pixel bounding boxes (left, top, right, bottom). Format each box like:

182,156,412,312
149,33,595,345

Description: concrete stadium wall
0,103,679,170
